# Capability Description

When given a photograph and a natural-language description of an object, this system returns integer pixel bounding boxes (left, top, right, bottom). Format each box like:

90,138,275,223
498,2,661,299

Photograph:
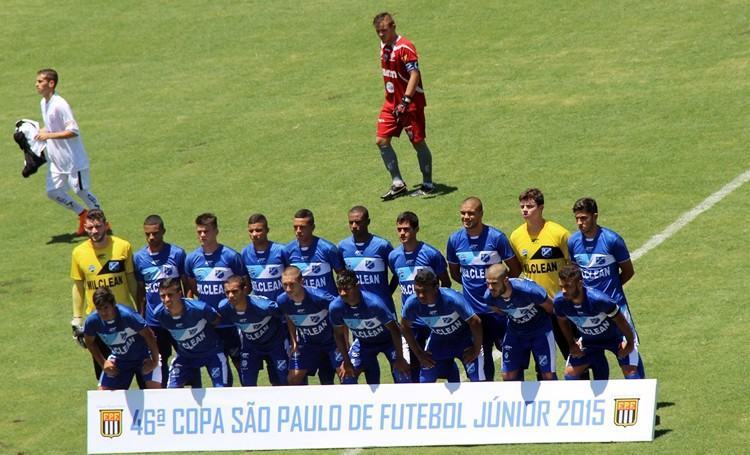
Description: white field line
343,449,363,455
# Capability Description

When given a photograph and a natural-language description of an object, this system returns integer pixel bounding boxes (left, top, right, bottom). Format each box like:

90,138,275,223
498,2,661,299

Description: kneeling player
554,265,641,379
484,264,557,381
83,287,161,390
330,270,410,384
154,278,231,388
277,266,341,385
219,276,289,386
401,270,484,382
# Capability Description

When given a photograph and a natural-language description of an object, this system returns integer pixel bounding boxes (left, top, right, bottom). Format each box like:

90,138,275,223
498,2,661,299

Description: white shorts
46,168,91,192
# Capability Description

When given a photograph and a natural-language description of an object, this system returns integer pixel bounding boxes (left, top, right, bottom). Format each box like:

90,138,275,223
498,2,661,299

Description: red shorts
377,104,426,143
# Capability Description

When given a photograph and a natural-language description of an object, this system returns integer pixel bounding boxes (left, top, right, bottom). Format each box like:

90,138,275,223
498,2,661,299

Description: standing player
219,276,289,387
185,213,245,385
401,270,484,383
554,265,641,380
338,206,397,315
71,209,138,381
284,209,344,296
242,213,288,301
372,12,435,199
568,197,645,376
83,287,161,390
276,267,340,385
34,69,101,235
133,214,187,385
330,270,410,385
387,211,457,382
447,196,521,380
484,264,557,381
154,278,231,388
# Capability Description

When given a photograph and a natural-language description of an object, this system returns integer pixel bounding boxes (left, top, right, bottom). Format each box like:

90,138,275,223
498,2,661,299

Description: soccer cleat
410,183,435,197
76,209,88,236
381,183,408,201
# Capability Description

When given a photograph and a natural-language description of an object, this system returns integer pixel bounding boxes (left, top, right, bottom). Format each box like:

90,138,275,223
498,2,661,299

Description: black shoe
410,183,435,197
381,183,408,200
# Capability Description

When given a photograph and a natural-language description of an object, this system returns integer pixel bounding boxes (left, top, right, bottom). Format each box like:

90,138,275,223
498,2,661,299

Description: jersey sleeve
398,43,419,64
401,297,417,322
176,248,187,276
446,237,458,264
431,249,448,276
133,253,145,282
452,293,476,320
552,294,566,318
327,243,344,271
611,233,631,263
59,101,80,134
230,251,245,277
265,300,282,318
184,254,196,278
526,281,549,305
328,300,344,326
126,310,148,332
70,249,84,280
387,250,398,274
496,233,515,262
559,229,571,260
203,301,220,321
371,298,395,324
83,314,98,336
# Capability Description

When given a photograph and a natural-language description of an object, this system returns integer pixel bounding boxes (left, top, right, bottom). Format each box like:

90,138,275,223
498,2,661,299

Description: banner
88,379,657,453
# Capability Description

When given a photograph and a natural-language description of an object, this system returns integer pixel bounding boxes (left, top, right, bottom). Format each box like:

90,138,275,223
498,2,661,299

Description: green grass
1,0,749,453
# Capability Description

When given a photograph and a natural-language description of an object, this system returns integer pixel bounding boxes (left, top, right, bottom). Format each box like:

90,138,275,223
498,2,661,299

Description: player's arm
438,270,452,288
135,280,146,316
180,275,191,296
333,325,355,378
504,256,522,278
463,315,483,363
400,318,434,368
557,315,583,358
385,320,410,375
403,62,421,98
539,297,555,315
139,327,160,374
35,129,77,140
611,311,635,358
286,318,299,353
125,272,139,312
84,334,118,376
72,280,86,321
185,277,198,298
619,259,635,286
447,263,461,285
388,273,399,294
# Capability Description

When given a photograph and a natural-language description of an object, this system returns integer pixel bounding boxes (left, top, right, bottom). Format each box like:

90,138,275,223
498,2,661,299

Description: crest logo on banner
100,409,123,438
614,398,639,427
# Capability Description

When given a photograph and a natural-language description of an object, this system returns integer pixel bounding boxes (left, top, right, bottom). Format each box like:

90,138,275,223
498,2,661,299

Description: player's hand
103,358,119,377
417,350,435,368
142,358,158,375
569,343,585,358
488,306,503,315
340,360,356,379
34,128,49,141
462,346,480,364
392,96,412,122
393,357,410,376
71,317,86,349
617,340,634,359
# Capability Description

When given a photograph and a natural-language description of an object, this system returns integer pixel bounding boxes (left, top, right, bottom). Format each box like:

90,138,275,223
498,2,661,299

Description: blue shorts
239,340,289,386
567,337,640,368
167,352,231,388
501,329,556,374
420,336,485,383
98,355,162,390
289,343,341,374
216,327,242,359
343,339,410,384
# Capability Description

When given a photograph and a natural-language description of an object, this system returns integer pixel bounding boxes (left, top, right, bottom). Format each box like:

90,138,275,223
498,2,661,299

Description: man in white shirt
35,68,101,235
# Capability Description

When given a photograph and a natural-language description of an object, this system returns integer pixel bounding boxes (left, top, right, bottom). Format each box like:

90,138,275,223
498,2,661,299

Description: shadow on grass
381,182,459,202
657,401,675,409
46,232,83,244
655,428,672,438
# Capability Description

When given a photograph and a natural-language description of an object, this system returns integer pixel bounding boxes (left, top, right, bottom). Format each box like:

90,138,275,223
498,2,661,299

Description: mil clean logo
613,398,639,427
100,409,123,438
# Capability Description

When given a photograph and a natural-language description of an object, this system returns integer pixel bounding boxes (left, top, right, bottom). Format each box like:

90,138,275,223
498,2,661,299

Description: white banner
88,379,657,453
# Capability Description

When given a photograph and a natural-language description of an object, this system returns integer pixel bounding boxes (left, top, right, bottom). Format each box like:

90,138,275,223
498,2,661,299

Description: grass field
1,1,749,453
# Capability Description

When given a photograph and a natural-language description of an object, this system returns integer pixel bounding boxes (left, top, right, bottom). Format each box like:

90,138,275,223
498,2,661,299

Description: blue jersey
285,237,343,296
241,241,288,300
133,243,187,327
568,227,631,308
84,304,149,362
185,244,245,327
553,287,622,343
218,295,284,350
277,287,336,346
338,234,395,314
388,242,447,306
447,225,516,313
402,288,476,341
484,278,551,337
329,290,395,345
154,298,222,358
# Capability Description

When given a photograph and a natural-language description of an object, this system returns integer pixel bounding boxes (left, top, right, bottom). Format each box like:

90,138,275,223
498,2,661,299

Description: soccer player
276,266,340,385
401,270,484,383
484,264,557,381
83,287,161,390
184,213,245,385
338,206,397,315
284,209,344,296
387,211,457,382
554,265,641,380
154,278,231,388
447,196,521,380
330,270,410,385
34,69,101,235
372,12,435,199
242,213,288,301
218,276,289,386
71,209,138,381
133,214,188,386
568,197,645,376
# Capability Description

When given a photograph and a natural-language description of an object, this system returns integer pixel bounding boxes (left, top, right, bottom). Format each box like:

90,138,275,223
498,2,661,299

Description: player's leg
418,360,442,383
377,106,407,199
142,356,163,389
97,355,132,390
287,345,311,385
166,355,194,388
385,344,411,384
68,169,101,211
91,337,112,381
407,109,433,194
216,327,240,387
611,339,642,379
151,326,172,387
268,343,289,386
46,170,87,234
204,352,231,387
564,350,595,380
238,351,263,387
318,348,343,385
530,330,558,380
342,339,365,385
500,331,527,381
479,313,504,381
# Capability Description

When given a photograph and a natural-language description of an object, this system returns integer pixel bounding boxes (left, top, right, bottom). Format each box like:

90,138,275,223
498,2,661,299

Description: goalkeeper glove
392,95,412,122
71,317,86,349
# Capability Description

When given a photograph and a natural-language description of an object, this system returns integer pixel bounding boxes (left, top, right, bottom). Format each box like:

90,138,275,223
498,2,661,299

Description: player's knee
564,365,581,380
501,371,519,381
376,136,391,147
621,366,640,379
541,372,557,381
47,189,63,201
287,371,306,385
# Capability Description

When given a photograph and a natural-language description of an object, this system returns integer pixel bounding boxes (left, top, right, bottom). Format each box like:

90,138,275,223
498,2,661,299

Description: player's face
338,283,360,306
196,224,218,247
293,217,314,243
460,201,483,230
95,302,117,322
85,219,108,244
559,278,583,301
520,199,542,221
374,19,397,45
248,222,269,244
414,282,437,305
159,286,184,316
35,75,54,96
348,211,369,237
396,222,417,244
143,224,165,249
574,211,598,236
485,274,506,298
282,273,304,297
224,281,247,307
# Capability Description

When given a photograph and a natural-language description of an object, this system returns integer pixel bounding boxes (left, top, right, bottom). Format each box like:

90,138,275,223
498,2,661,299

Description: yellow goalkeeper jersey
510,220,570,297
71,235,135,314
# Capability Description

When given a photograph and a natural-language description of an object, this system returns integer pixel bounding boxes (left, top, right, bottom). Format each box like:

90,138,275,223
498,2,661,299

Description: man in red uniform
373,12,435,200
